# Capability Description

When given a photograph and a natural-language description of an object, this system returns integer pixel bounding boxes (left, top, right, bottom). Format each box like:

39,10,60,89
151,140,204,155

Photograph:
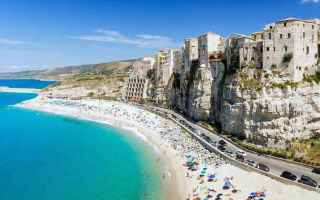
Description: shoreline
17,96,320,200
0,86,40,94
17,97,186,200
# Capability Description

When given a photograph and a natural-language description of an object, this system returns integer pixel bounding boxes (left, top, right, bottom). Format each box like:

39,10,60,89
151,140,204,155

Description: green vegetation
230,137,295,159
87,91,95,97
228,134,320,166
282,52,293,64
238,71,262,91
270,80,298,89
248,62,257,69
172,72,181,89
291,138,320,166
303,72,320,84
146,68,156,81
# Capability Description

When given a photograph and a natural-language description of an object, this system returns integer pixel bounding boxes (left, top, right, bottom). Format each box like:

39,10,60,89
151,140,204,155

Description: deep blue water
0,81,162,200
0,79,55,89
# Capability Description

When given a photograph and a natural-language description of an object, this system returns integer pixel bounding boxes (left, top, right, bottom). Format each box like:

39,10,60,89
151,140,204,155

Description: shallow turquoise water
0,82,163,200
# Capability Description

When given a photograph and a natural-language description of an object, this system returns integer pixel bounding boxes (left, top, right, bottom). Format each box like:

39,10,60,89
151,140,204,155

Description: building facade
198,32,225,68
123,73,148,102
183,38,199,73
263,18,320,81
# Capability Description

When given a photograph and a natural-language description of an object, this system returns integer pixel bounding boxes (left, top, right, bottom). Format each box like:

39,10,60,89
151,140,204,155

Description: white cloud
0,38,25,45
70,29,177,48
301,0,320,3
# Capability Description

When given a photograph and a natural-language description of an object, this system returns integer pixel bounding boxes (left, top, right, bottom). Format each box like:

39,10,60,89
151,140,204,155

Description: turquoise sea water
0,79,56,89
0,80,163,200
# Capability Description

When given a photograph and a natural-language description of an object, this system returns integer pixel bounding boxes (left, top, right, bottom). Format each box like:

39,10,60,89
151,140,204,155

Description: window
268,33,272,39
312,25,315,30
303,32,305,38
274,47,276,52
284,22,287,27
306,46,310,55
288,33,291,39
280,34,283,39
284,46,288,52
266,47,270,51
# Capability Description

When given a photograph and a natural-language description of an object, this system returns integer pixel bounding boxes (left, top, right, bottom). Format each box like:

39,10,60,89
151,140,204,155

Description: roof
277,17,317,24
227,33,252,40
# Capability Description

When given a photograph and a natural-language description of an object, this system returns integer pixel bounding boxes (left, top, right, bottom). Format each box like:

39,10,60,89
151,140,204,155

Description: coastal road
144,105,320,190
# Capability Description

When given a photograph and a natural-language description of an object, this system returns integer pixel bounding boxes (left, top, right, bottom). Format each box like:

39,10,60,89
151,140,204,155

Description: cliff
168,63,320,148
220,72,320,148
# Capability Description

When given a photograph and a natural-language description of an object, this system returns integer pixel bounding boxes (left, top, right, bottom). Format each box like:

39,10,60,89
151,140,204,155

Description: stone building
154,48,181,104
225,34,260,71
198,32,225,68
183,38,199,73
263,18,320,81
239,40,263,69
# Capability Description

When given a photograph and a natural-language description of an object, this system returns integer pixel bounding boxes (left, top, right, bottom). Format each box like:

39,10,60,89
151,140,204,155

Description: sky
0,0,319,72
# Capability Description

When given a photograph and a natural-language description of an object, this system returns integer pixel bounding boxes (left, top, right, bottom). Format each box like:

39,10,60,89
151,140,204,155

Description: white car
236,150,247,157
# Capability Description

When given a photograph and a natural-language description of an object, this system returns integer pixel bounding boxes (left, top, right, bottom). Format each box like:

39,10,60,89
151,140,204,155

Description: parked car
209,140,217,147
236,150,247,157
280,171,297,181
257,163,270,172
236,154,245,162
312,168,320,175
298,175,317,187
218,145,226,152
246,160,257,167
225,150,235,157
219,140,227,146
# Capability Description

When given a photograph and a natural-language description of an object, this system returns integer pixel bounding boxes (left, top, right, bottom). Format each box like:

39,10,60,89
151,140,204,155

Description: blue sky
0,0,319,72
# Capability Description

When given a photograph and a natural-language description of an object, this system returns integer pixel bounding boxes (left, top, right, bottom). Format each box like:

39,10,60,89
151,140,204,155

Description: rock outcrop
168,64,320,148
220,79,320,148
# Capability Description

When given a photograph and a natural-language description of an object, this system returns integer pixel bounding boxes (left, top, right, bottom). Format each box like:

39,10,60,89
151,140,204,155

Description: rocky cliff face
220,80,320,148
187,66,213,121
168,64,320,148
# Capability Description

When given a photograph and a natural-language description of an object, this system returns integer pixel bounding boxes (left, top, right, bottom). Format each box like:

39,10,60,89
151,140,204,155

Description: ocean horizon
0,79,163,200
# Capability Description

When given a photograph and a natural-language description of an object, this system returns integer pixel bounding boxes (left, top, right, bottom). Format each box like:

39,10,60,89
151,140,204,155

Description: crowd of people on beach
26,97,320,200
45,99,269,200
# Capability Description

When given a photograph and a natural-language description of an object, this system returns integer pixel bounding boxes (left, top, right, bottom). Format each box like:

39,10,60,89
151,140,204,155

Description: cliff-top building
183,38,199,73
263,18,320,81
198,32,225,68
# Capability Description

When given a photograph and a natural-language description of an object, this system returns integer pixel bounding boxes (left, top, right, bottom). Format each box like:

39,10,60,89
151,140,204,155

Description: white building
263,18,320,81
184,38,199,73
123,73,148,102
198,32,225,68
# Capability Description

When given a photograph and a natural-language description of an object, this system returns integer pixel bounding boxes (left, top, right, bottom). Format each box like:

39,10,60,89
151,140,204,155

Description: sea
0,79,163,200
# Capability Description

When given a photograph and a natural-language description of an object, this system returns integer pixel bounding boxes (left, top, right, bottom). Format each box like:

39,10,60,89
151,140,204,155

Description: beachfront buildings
122,58,154,102
154,48,182,104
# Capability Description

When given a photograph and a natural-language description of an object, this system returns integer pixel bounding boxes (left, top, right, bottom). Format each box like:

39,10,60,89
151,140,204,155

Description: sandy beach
18,96,320,200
